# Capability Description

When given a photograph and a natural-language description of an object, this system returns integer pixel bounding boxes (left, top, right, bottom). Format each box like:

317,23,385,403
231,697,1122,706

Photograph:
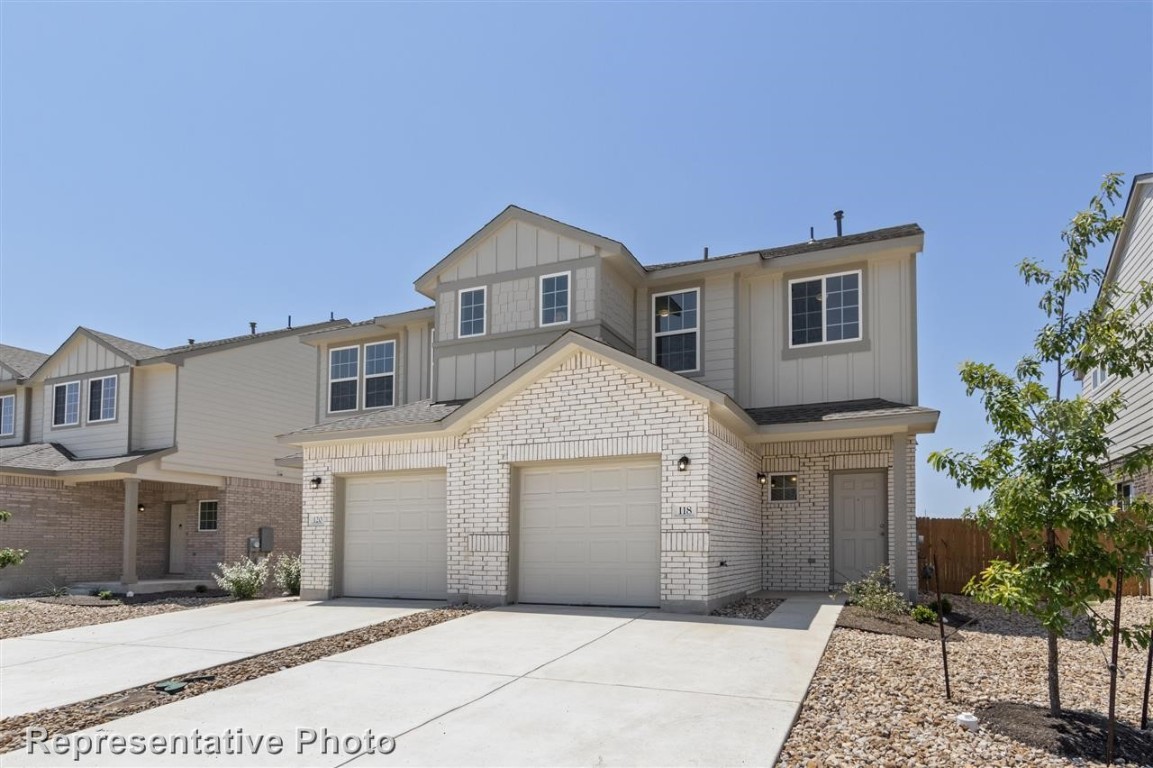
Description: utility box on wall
259,526,274,553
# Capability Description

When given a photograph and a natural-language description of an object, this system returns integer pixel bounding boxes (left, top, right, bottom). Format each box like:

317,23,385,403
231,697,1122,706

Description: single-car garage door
342,470,447,599
518,458,660,607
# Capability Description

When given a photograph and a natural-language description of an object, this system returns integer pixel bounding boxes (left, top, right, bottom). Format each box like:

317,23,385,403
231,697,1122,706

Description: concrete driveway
7,595,840,767
0,597,439,719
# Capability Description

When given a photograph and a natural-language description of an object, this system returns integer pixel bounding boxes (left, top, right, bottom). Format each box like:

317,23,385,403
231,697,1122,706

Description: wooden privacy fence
916,517,1151,597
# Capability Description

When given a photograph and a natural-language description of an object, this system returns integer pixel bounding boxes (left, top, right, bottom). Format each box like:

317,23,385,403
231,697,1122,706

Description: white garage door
342,471,447,599
518,458,660,607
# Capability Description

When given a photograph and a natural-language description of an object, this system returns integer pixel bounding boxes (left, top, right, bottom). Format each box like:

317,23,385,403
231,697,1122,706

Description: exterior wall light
756,472,767,486
137,503,146,513
677,456,690,472
310,477,323,488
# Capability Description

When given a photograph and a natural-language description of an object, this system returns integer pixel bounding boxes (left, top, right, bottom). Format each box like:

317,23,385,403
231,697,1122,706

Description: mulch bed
977,701,1153,764
0,605,480,754
836,605,971,641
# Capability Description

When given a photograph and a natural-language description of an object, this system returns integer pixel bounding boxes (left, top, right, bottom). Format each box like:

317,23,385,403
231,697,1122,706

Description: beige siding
744,255,916,407
40,372,131,458
489,277,536,334
439,221,595,283
0,368,14,382
38,336,131,380
600,265,636,347
29,387,43,443
167,334,318,481
701,273,737,397
574,266,596,322
404,322,432,403
0,387,26,447
436,344,542,402
130,365,176,450
1095,182,1153,456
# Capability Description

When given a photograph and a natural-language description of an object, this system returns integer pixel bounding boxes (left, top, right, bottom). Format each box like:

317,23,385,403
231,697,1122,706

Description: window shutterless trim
86,375,118,424
327,344,360,414
362,340,396,410
51,381,81,428
786,269,863,349
0,394,14,437
197,499,219,532
651,287,701,374
538,270,572,328
458,286,487,338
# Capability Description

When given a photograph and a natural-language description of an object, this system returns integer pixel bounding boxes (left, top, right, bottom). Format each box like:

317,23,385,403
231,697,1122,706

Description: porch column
892,432,911,599
121,479,140,585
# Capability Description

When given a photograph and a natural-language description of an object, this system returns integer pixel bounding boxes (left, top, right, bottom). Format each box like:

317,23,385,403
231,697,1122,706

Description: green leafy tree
0,510,29,569
929,174,1153,716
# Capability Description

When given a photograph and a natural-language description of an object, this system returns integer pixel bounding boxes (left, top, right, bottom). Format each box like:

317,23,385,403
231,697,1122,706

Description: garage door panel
626,466,660,490
588,540,624,563
342,472,447,599
588,503,624,527
588,469,624,492
554,505,590,527
553,470,589,493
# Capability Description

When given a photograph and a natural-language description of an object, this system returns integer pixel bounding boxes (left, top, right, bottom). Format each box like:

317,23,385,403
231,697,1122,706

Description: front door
831,472,886,585
169,503,187,574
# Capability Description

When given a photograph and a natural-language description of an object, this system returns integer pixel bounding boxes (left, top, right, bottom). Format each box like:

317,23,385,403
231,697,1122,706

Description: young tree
929,174,1153,716
0,510,29,569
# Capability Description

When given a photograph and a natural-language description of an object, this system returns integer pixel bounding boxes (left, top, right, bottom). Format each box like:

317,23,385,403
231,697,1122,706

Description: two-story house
0,320,344,595
283,206,939,612
1082,172,1153,505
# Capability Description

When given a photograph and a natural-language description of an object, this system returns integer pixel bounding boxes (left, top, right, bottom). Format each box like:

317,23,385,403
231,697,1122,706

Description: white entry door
518,458,660,607
831,472,887,585
342,471,447,599
169,503,187,574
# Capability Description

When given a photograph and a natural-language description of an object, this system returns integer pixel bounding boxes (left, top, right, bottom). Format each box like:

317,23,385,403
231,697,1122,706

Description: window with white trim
1091,367,1109,388
0,395,14,437
789,270,862,346
770,474,798,501
540,272,570,326
88,375,117,423
1116,482,1133,509
52,381,81,427
653,289,699,373
328,346,359,413
198,500,219,532
459,287,486,337
363,341,396,409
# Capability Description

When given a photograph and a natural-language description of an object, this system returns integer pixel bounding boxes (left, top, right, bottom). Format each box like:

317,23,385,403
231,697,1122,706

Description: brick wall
706,420,762,604
221,477,302,564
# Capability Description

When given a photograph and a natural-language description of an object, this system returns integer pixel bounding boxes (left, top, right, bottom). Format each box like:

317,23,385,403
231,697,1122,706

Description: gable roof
414,205,639,297
83,328,168,363
0,344,50,380
1101,172,1153,289
746,398,937,425
0,443,174,477
645,223,924,272
158,319,348,362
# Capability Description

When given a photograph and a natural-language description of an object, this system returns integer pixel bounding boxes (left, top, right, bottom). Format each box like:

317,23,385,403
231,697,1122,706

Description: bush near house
0,510,29,569
273,553,301,596
213,558,268,600
841,566,911,617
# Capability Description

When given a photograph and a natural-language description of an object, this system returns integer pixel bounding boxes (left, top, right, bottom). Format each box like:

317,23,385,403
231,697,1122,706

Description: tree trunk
1047,627,1062,715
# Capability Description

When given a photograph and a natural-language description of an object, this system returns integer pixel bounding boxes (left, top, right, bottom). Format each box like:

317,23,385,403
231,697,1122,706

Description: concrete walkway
0,597,440,719
8,595,841,767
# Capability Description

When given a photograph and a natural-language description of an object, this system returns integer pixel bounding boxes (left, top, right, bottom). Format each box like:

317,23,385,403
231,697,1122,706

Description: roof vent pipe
809,227,815,244
834,210,844,237
249,322,257,335
703,247,709,261
287,315,292,329
188,339,195,346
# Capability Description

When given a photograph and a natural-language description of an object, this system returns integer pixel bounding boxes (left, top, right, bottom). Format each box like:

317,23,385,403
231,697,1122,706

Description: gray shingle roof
164,320,345,355
83,329,168,362
645,223,923,272
0,344,50,378
0,443,168,473
745,398,936,425
288,399,465,437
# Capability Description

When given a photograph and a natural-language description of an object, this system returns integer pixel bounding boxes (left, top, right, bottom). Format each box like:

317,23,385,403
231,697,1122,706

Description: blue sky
2,2,1151,516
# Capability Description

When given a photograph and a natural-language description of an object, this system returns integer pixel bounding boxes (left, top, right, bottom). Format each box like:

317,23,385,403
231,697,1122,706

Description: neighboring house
1082,172,1153,504
283,206,939,611
0,321,345,594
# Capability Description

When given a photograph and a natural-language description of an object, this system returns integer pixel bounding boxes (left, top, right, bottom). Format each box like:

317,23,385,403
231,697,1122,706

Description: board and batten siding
39,371,131,459
743,255,917,408
166,334,319,481
1096,181,1153,457
37,336,132,381
0,387,28,447
599,265,637,348
129,365,176,451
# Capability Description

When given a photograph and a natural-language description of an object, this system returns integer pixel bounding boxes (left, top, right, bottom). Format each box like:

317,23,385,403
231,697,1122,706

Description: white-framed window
540,271,571,327
652,288,700,373
1092,367,1109,388
459,287,486,337
328,346,360,413
0,395,14,437
52,381,81,427
363,341,396,409
1116,482,1133,509
87,375,117,423
198,500,219,532
789,270,862,347
769,474,798,501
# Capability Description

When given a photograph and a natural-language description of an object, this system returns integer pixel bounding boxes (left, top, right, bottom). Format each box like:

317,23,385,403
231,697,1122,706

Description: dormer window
653,288,699,373
0,395,13,437
459,287,486,337
88,375,117,423
789,271,862,347
52,381,81,427
540,272,570,327
329,346,359,413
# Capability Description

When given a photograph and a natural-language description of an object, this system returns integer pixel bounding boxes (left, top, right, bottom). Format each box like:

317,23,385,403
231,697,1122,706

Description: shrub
928,597,953,615
273,553,302,596
97,590,115,601
912,604,938,624
213,558,268,600
842,565,911,616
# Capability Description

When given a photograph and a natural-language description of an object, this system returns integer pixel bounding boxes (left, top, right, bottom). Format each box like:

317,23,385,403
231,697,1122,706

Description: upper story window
1116,482,1133,509
328,346,360,413
789,270,862,347
540,272,570,327
1091,367,1109,388
0,395,14,437
363,341,396,409
653,288,699,373
459,287,486,337
52,381,81,427
88,375,117,423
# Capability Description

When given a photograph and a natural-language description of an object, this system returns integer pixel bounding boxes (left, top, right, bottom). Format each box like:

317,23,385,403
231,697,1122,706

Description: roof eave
747,409,940,443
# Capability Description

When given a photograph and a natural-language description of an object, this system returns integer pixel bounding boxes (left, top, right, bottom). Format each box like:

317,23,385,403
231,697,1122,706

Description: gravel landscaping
0,595,233,639
778,595,1153,767
0,605,479,754
711,595,785,620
